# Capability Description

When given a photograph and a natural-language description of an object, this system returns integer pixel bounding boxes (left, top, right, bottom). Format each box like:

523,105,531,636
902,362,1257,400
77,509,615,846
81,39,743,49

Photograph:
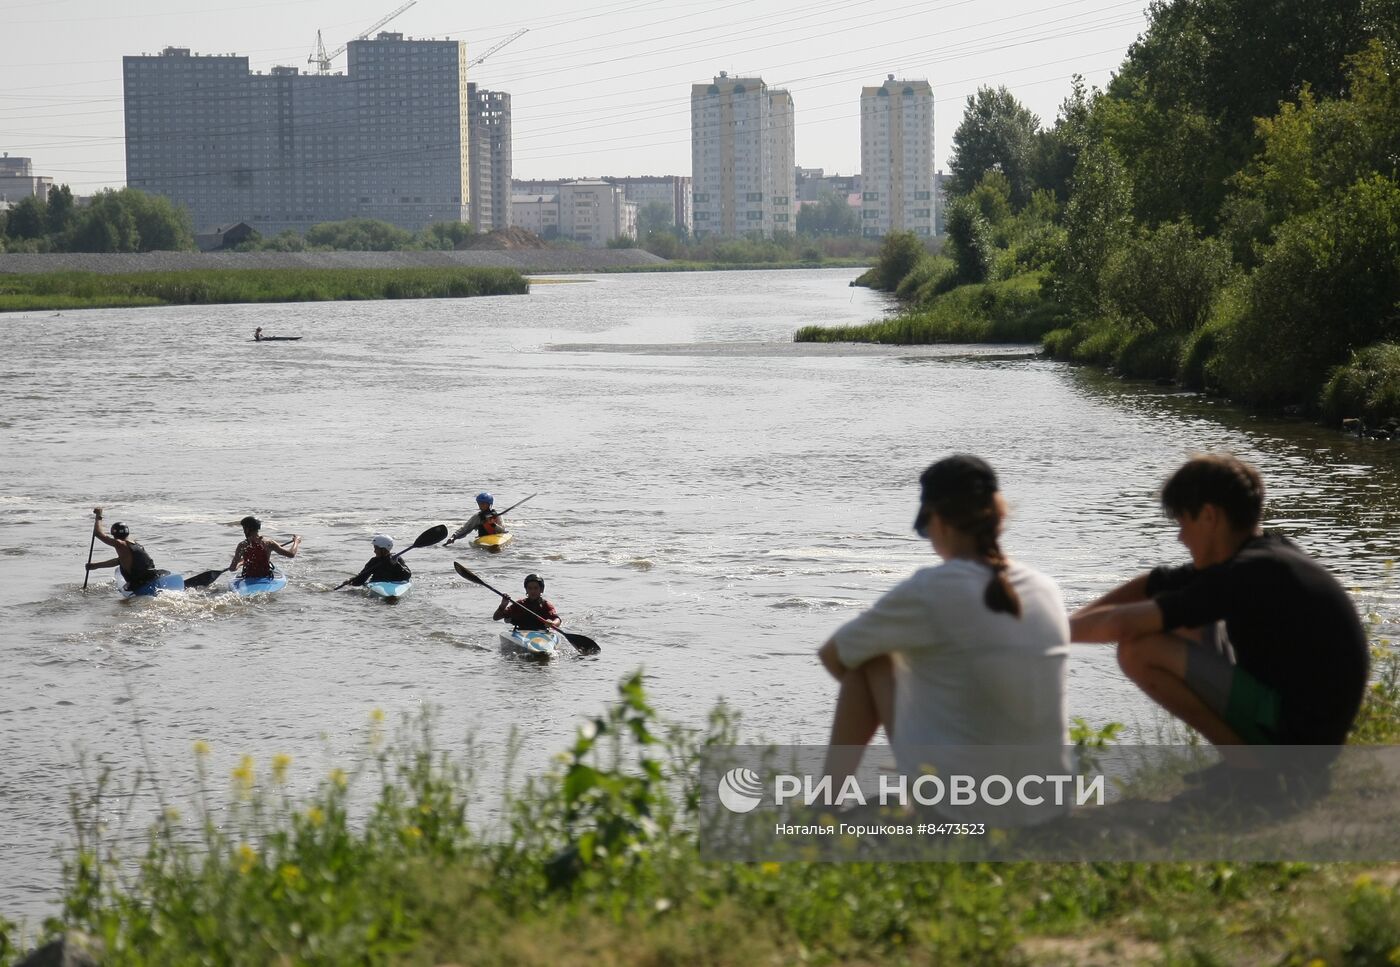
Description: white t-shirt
832,558,1071,824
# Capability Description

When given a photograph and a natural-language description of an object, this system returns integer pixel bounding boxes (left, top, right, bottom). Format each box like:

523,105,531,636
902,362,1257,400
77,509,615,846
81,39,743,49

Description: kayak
472,533,513,550
499,628,561,659
115,569,185,598
366,580,411,601
230,572,288,596
253,336,302,341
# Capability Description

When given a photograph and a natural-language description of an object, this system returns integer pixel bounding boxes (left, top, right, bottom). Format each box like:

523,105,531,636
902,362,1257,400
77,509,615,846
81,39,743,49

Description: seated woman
818,455,1071,826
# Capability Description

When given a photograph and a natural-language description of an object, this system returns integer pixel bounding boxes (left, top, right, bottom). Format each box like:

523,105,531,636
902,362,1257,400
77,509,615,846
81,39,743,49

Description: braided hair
916,456,1022,618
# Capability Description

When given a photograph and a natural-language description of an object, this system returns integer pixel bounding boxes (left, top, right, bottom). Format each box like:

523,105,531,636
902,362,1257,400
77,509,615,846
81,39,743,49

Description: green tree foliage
4,196,47,240
967,171,1012,226
636,200,674,240
46,185,76,236
865,231,927,292
67,192,140,252
1048,141,1134,314
304,218,413,251
1100,219,1234,334
1321,342,1400,423
948,86,1042,207
415,221,475,250
1218,175,1400,406
945,197,992,286
795,192,860,237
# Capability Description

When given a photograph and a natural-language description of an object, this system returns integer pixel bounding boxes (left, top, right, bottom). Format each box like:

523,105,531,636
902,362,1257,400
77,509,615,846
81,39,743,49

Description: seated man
1070,455,1368,748
493,573,560,631
336,534,411,590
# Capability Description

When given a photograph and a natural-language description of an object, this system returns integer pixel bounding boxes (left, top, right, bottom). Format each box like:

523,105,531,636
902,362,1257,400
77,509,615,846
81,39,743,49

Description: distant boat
253,327,302,342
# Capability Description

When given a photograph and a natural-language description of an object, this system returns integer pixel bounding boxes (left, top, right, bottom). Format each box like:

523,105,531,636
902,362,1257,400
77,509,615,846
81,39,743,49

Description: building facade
467,84,512,232
859,75,935,237
603,175,692,235
690,73,795,239
123,36,470,234
557,180,634,246
0,155,53,205
511,193,559,238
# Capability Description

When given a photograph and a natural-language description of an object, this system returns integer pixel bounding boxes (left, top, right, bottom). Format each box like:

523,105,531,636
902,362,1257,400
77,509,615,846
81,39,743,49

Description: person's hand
445,537,455,546
93,507,103,520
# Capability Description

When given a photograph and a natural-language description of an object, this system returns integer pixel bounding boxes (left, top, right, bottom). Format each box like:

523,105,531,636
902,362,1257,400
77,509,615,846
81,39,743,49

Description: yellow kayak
471,533,513,550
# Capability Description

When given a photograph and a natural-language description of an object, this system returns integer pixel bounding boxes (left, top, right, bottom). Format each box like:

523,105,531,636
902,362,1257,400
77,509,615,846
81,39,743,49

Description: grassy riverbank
0,267,528,312
5,639,1400,966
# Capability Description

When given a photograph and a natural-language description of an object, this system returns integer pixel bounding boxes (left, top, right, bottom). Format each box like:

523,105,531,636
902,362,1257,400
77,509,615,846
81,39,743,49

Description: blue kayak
115,569,185,598
499,628,561,659
230,572,288,596
366,580,411,601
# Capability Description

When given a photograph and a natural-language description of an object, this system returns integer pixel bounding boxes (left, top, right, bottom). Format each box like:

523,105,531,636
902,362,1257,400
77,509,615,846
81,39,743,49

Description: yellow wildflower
1356,873,1375,888
271,753,292,784
329,768,348,791
370,708,386,724
163,807,181,823
231,755,255,797
236,843,257,875
403,825,423,841
304,806,325,828
760,862,781,876
279,864,303,888
193,739,211,757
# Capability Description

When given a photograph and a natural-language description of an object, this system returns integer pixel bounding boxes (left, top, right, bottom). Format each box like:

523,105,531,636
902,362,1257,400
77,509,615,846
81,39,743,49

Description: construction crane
308,0,418,75
467,28,528,70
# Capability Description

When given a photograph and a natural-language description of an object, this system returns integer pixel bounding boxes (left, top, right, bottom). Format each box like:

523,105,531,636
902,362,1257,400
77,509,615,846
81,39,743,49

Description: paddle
453,561,600,655
445,493,537,546
335,524,448,589
83,507,101,591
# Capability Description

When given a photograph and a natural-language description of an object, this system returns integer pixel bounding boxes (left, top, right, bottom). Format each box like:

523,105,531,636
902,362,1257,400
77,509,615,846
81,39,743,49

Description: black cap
111,522,130,539
523,573,544,590
913,455,999,536
240,515,262,531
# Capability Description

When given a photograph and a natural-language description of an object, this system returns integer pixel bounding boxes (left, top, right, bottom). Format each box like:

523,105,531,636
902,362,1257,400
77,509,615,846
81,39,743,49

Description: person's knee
1116,636,1152,680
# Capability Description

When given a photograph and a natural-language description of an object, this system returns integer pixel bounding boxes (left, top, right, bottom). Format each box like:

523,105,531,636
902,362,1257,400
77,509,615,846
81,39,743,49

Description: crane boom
308,0,418,74
467,28,528,69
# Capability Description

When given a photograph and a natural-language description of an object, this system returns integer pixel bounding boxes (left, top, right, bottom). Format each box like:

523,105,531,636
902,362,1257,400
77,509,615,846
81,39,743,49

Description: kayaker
229,515,300,579
1070,455,1368,752
493,573,560,631
254,327,264,341
336,534,411,590
817,455,1070,825
86,508,162,590
445,492,507,545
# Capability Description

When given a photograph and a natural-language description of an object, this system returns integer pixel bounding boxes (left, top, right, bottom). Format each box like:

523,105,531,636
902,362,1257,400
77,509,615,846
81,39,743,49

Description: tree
416,221,475,250
46,184,76,236
796,192,859,237
66,192,139,252
636,201,673,240
868,231,926,291
944,197,993,286
948,86,1042,207
1100,219,1234,333
4,196,47,240
1048,141,1135,314
305,218,413,251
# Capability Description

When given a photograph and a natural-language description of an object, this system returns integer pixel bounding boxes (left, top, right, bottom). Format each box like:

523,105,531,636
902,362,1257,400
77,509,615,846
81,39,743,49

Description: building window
746,211,763,220
745,192,762,202
862,191,879,201
914,190,931,200
913,209,931,217
863,210,881,218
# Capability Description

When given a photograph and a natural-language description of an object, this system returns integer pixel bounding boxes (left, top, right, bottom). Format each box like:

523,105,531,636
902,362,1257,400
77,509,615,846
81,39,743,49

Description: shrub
1320,342,1400,424
1100,219,1234,334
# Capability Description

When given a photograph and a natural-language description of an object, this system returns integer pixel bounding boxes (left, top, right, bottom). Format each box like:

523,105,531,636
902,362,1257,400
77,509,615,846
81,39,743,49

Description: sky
0,0,1152,192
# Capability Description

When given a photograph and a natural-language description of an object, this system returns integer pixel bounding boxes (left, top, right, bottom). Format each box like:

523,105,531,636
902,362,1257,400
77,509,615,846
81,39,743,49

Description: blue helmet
476,492,493,505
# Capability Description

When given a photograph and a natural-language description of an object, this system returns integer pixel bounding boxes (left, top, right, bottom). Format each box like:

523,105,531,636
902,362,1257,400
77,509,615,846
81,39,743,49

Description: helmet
111,522,130,539
371,534,394,550
523,573,544,591
240,515,262,532
476,492,494,506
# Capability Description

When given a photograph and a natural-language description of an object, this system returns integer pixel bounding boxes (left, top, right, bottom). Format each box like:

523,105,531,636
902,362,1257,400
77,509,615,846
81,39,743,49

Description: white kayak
499,627,561,659
366,580,411,601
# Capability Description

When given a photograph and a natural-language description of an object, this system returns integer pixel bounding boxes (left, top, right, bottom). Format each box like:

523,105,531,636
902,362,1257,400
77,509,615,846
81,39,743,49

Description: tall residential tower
123,35,470,234
690,73,795,239
859,75,935,237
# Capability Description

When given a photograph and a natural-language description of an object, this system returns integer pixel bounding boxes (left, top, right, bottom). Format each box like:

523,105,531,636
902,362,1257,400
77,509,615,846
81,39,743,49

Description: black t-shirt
1146,533,1368,744
349,555,411,587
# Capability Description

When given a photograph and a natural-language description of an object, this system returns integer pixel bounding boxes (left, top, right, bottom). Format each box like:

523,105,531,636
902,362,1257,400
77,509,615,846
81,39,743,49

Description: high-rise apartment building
123,35,470,234
467,83,512,232
690,73,795,239
859,75,935,237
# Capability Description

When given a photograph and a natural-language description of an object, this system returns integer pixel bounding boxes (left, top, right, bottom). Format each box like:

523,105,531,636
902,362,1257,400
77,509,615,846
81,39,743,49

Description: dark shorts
1184,634,1284,745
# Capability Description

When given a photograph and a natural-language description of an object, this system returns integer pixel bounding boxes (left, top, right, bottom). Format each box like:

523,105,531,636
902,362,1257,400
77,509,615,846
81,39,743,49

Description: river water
3,267,1399,920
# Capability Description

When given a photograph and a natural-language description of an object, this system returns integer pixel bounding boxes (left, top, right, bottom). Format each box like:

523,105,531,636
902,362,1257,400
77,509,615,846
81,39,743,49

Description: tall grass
6,654,1400,965
0,268,528,312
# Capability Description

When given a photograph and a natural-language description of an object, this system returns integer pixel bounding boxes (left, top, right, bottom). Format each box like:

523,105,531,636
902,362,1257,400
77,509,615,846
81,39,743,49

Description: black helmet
111,522,130,539
523,573,544,591
240,515,262,532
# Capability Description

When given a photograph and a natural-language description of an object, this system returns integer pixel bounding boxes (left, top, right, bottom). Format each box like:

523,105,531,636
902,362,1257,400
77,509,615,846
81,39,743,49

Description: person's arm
87,557,119,571
446,514,482,545
1069,600,1165,643
493,594,512,621
542,600,561,629
269,535,301,559
229,539,246,572
93,518,118,548
1069,572,1152,620
337,560,374,590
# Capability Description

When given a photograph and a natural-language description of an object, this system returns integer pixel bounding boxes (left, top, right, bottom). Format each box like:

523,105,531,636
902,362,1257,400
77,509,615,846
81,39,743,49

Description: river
3,267,1398,921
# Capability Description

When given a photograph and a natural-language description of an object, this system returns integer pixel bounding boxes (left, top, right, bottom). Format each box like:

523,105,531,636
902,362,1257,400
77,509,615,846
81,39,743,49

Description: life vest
478,511,504,536
241,538,273,579
122,542,159,588
507,597,556,631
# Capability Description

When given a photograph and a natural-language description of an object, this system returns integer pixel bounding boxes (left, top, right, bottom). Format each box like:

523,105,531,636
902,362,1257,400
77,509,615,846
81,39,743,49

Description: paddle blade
453,560,494,590
562,631,600,655
413,523,449,549
184,568,226,589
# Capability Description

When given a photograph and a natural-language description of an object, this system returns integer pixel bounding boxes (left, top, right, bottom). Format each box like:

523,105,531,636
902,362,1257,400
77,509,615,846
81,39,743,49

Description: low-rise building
0,155,53,204
511,192,559,239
